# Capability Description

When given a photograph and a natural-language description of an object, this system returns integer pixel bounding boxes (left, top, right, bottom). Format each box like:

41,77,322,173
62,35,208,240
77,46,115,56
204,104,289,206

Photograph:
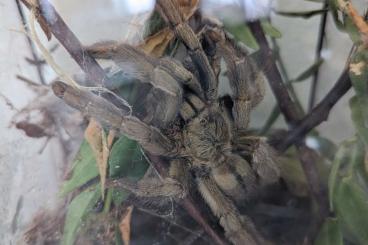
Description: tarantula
52,0,280,244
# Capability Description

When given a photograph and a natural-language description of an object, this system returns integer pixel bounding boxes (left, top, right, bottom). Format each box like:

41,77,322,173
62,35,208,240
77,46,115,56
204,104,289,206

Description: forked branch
248,21,330,225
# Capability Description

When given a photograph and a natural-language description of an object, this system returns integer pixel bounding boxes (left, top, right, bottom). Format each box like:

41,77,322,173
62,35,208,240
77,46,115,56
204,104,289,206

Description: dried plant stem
20,0,107,86
15,0,46,85
308,0,329,111
248,21,329,225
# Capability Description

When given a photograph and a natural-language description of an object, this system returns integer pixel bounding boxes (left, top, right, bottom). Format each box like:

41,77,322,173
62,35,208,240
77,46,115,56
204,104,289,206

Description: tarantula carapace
52,0,280,244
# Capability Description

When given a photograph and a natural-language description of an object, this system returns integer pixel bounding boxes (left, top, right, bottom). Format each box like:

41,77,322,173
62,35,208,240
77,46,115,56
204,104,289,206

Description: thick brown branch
279,69,351,151
20,0,108,86
248,22,303,126
248,21,329,222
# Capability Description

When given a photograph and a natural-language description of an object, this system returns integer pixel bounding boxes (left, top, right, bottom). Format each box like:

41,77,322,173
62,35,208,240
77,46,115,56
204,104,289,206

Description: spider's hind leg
107,159,189,199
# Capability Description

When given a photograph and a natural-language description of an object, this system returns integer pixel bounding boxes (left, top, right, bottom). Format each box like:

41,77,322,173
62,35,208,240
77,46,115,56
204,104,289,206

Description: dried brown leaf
16,121,50,138
350,61,365,75
119,206,134,245
139,0,199,57
338,0,368,44
84,119,109,199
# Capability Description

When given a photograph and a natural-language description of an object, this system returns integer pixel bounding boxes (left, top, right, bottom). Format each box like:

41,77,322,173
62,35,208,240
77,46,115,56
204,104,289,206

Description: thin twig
15,0,46,85
248,21,329,226
280,69,352,151
20,0,108,86
308,0,329,111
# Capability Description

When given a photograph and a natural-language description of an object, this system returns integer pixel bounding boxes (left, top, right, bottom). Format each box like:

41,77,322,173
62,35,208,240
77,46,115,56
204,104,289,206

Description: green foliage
108,135,149,206
334,176,368,244
315,218,343,245
260,20,282,38
288,59,324,84
223,21,259,50
62,184,101,245
327,138,368,244
60,140,99,196
329,0,361,43
350,96,368,145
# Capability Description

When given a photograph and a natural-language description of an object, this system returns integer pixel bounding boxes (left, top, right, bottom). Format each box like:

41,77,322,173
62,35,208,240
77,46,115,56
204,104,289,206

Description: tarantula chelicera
52,0,280,244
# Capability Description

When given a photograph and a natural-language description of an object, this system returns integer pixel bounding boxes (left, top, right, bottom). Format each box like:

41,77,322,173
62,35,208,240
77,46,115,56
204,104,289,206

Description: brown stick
15,0,46,85
280,70,352,151
248,21,329,221
20,0,108,86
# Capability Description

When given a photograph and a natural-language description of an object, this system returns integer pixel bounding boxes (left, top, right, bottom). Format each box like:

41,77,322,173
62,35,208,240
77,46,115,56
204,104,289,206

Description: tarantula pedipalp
52,1,280,244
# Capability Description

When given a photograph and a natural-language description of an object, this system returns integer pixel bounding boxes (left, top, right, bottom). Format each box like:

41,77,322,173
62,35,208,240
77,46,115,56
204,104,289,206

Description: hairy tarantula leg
235,136,280,185
212,154,258,202
107,178,185,198
179,93,206,121
84,42,182,98
107,159,189,199
159,58,205,99
52,81,177,156
156,0,218,101
207,29,265,131
197,175,270,245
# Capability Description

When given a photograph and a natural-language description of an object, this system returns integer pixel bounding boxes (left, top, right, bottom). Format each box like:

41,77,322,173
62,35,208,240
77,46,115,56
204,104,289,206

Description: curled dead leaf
84,119,109,199
139,0,199,57
16,121,51,138
119,206,134,245
350,61,365,76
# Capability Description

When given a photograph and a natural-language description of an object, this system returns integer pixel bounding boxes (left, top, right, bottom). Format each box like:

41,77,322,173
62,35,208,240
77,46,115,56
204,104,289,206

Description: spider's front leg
52,81,177,156
207,29,265,131
156,0,217,100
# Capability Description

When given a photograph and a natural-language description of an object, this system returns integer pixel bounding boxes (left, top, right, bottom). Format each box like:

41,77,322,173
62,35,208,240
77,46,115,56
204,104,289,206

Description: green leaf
328,140,355,210
276,8,328,19
60,140,99,196
287,59,324,84
329,0,345,30
296,59,324,81
223,21,259,50
109,136,149,179
260,20,282,38
108,136,149,205
334,176,368,244
349,50,368,96
344,16,362,44
315,218,343,245
350,96,368,146
62,185,101,245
